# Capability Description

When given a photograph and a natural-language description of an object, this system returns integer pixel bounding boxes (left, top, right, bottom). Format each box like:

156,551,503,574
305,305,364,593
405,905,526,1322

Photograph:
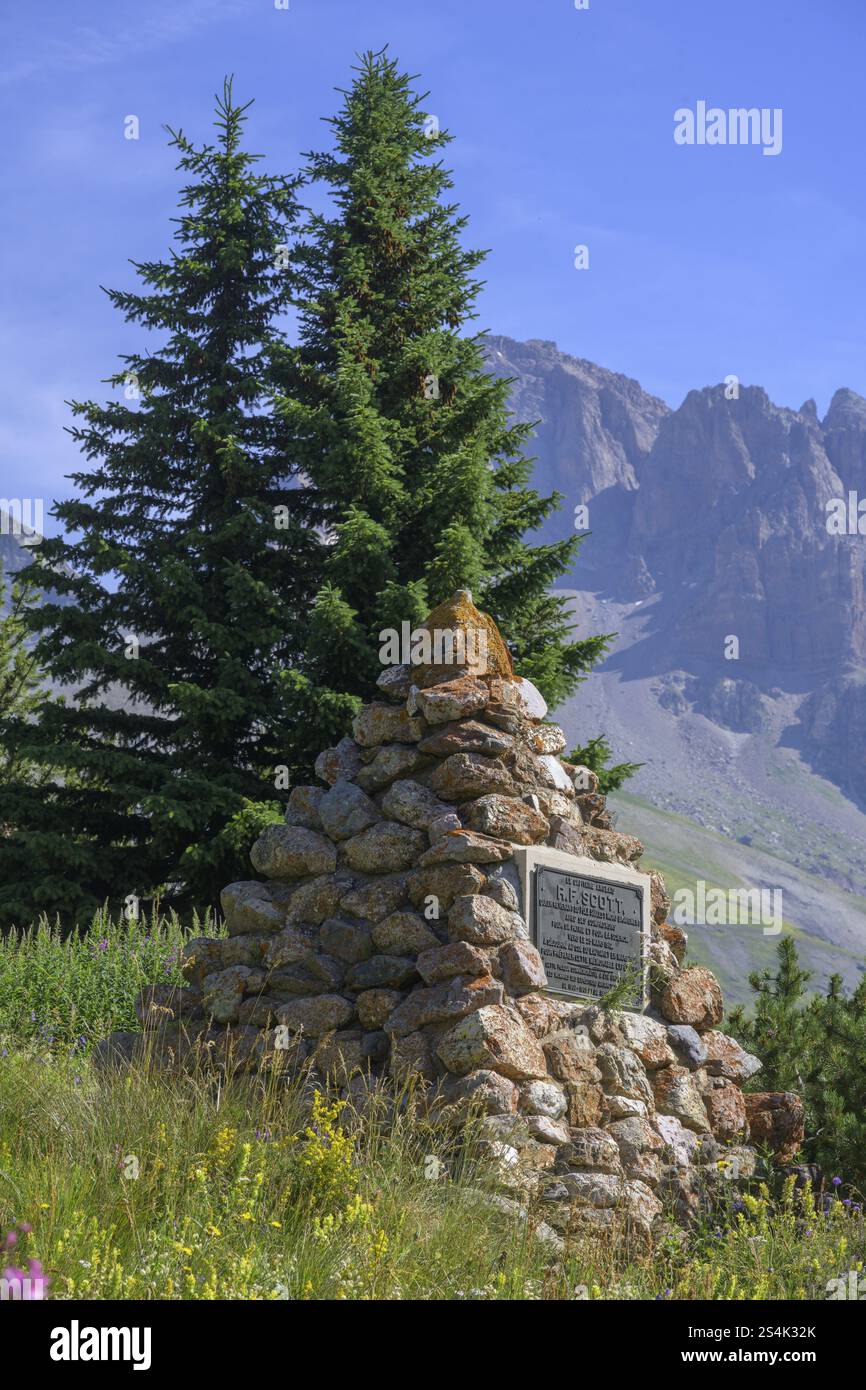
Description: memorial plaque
515,848,649,1009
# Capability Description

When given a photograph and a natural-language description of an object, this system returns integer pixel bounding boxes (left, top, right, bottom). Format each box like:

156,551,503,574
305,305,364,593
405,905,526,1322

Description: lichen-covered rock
448,893,527,946
384,974,504,1038
413,675,489,724
418,829,513,866
436,1005,548,1080
284,785,325,829
651,1065,710,1133
250,825,337,880
371,911,440,956
389,1029,437,1082
376,663,414,702
352,703,425,747
275,994,355,1036
315,737,362,786
409,590,513,688
356,988,404,1030
288,873,358,925
596,1043,655,1110
743,1092,804,1163
530,724,568,756
345,955,419,991
403,865,485,917
380,779,451,830
339,873,409,922
416,940,490,984
429,753,516,802
221,881,285,936
702,1030,762,1081
202,966,266,1023
418,720,514,758
498,939,547,994
660,966,724,1032
614,1011,676,1070
355,745,428,792
264,927,322,971
466,794,549,845
318,918,373,964
318,780,380,841
666,1024,707,1070
705,1084,748,1143
660,922,688,963
343,821,426,874
440,1069,517,1117
557,1127,622,1174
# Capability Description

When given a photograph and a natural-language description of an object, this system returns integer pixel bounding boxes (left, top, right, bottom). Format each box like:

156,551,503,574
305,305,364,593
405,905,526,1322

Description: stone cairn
107,591,804,1246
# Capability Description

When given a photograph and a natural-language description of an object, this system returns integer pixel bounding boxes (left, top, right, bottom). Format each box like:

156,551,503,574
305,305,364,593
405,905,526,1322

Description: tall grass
0,907,220,1050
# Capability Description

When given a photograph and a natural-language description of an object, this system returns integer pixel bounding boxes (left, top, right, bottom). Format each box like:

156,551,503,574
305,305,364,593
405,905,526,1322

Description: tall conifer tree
0,83,340,925
280,50,609,708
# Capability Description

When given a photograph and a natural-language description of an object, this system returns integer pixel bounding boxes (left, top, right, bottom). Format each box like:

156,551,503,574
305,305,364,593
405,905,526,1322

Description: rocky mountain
485,336,866,997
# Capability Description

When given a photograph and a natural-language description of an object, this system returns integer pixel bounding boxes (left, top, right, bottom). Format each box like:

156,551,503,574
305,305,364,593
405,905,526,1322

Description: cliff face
484,336,866,812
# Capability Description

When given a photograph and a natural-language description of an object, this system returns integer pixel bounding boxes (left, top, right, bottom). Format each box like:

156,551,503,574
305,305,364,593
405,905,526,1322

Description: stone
380,779,451,830
352,703,425,747
284,785,325,829
371,911,440,956
376,664,413,702
315,737,362,785
558,1127,622,1174
530,724,568,756
384,975,504,1037
652,1114,706,1167
542,1032,605,1127
288,873,358,926
436,1005,549,1080
318,919,373,964
547,818,587,857
441,1069,518,1115
389,1029,437,1082
217,934,270,968
660,922,688,963
705,1085,748,1144
264,927,321,970
237,995,281,1028
428,813,463,843
413,675,489,724
345,955,419,991
417,940,490,984
275,994,355,1036
429,753,517,802
418,830,513,866
537,755,574,795
483,861,522,913
313,1030,367,1078
651,1065,710,1133
584,827,644,863
488,675,548,722
552,1171,625,1208
466,794,549,845
355,745,428,791
268,953,344,996
743,1093,805,1163
418,720,514,758
250,825,336,880
613,1011,675,1069
343,822,426,874
649,938,681,993
702,1030,762,1081
406,863,486,912
318,780,380,841
202,966,266,1024
526,1115,570,1145
498,939,548,994
220,881,285,936
607,1116,664,1167
356,988,404,1030
666,1024,707,1070
409,591,514,687
660,966,724,1032
596,1043,655,1108
135,984,200,1029
448,893,527,946
340,874,409,922
180,937,226,986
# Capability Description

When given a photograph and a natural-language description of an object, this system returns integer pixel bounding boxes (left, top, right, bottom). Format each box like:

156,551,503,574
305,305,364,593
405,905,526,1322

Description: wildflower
832,1176,842,1187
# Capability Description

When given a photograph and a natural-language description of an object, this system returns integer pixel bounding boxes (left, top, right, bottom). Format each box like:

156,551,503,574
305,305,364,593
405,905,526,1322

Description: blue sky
2,0,864,532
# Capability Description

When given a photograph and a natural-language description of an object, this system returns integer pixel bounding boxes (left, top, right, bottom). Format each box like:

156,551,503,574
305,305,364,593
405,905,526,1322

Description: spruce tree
279,49,610,710
0,82,340,926
0,568,47,786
